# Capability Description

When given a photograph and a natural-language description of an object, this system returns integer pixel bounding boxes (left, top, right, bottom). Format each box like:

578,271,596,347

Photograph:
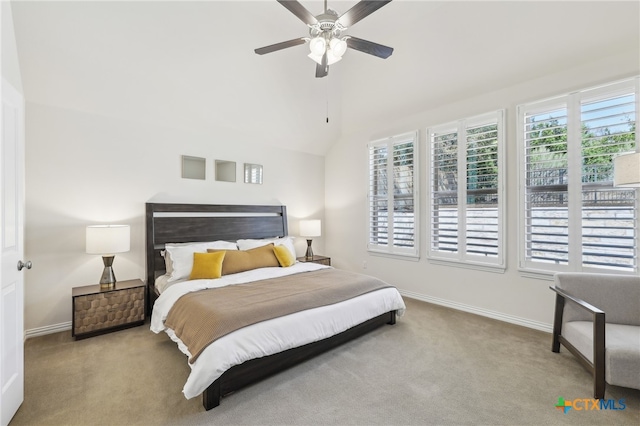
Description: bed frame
145,202,397,410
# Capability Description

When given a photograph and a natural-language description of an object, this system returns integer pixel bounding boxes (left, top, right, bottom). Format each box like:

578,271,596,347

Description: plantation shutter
465,122,500,258
428,111,505,270
519,78,638,274
368,144,388,247
368,131,418,257
430,129,459,254
393,141,415,248
580,92,637,271
523,104,570,267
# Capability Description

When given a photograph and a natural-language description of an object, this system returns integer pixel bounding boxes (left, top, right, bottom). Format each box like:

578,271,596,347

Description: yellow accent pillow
208,243,280,275
273,244,295,267
189,251,225,280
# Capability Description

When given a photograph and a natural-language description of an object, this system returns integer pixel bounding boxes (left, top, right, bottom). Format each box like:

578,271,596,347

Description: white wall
24,103,325,334
325,50,640,331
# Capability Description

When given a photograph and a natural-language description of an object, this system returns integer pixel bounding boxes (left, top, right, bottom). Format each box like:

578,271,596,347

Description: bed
146,202,406,410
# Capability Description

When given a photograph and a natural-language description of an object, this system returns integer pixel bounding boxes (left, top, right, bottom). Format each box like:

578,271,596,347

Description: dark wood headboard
145,203,288,297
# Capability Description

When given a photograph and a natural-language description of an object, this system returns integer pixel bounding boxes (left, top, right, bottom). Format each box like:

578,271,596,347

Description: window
427,111,505,270
368,131,419,258
518,78,639,275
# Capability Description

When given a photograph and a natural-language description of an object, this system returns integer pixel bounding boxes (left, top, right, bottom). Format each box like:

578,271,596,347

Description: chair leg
594,374,605,400
551,293,565,353
593,313,606,399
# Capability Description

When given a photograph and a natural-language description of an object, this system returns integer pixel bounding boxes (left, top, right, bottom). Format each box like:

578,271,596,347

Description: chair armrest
549,285,606,398
549,286,604,315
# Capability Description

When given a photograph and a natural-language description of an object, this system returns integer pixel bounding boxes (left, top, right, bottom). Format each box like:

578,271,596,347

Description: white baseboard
25,321,72,339
24,292,552,339
399,289,553,333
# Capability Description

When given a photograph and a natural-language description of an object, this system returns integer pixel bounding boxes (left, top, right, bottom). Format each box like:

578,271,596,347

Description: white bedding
150,263,406,399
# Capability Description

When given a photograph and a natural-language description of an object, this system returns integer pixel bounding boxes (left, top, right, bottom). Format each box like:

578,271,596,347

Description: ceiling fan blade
277,0,318,26
346,36,393,59
337,0,392,28
316,52,328,78
254,38,307,55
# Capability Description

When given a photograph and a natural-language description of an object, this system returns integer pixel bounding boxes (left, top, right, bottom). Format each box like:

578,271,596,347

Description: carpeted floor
11,297,639,425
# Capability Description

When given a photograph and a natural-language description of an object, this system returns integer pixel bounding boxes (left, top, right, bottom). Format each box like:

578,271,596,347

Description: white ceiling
11,1,640,155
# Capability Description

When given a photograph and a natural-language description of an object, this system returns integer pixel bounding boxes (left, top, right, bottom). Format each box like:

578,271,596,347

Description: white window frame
367,131,419,259
426,110,506,272
517,77,640,279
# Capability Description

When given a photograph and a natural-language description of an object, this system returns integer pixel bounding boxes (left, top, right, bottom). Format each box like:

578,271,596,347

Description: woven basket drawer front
73,287,145,335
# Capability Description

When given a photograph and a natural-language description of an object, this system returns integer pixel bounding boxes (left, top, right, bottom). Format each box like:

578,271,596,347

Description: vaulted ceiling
11,1,640,155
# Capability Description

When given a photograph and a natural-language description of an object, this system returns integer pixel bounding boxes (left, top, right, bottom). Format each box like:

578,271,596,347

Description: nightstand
296,255,331,266
72,278,146,340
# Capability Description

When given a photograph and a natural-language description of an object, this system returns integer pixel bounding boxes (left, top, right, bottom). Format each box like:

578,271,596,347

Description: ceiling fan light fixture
329,38,347,57
307,50,342,66
307,51,324,65
309,37,326,55
254,0,394,78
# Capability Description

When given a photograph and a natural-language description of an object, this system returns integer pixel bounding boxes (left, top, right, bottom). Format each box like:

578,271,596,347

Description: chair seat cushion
564,321,640,390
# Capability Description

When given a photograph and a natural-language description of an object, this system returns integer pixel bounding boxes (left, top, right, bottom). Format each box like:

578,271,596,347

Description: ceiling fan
254,0,394,78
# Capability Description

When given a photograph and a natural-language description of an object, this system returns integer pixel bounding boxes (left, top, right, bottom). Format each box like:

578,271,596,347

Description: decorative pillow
236,236,296,260
273,244,296,267
189,251,226,280
165,240,237,283
208,243,280,275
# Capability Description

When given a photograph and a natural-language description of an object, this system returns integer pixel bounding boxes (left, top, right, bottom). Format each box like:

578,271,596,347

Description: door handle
17,260,32,271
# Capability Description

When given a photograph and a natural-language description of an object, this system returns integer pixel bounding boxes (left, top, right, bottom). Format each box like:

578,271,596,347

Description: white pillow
236,236,297,260
154,274,172,294
164,240,237,283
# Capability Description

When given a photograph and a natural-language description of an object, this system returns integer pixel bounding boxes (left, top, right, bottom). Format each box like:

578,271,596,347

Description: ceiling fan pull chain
326,75,329,123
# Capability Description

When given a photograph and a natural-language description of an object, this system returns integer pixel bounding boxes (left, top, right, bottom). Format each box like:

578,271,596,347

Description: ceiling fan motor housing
309,8,344,39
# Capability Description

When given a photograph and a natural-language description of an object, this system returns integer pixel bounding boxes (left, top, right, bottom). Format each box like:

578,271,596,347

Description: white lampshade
329,38,347,57
86,225,130,255
307,51,323,65
308,51,342,66
309,37,326,55
308,36,345,66
614,152,640,187
300,220,321,238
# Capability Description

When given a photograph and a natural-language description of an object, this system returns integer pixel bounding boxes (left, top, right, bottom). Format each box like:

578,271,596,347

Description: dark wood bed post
388,310,396,325
145,203,155,317
203,380,222,410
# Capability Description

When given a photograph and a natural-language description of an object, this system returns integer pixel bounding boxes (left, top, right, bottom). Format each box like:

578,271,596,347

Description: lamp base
99,255,117,289
305,239,314,260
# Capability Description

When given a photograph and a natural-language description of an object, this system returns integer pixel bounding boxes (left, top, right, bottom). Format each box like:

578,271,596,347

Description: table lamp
300,219,321,259
86,224,130,288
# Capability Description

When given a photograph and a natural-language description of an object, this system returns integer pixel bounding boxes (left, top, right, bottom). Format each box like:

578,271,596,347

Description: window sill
367,250,420,262
518,266,639,281
427,257,506,274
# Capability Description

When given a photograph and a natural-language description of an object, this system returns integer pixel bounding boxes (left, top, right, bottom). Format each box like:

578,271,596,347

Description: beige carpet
11,298,639,425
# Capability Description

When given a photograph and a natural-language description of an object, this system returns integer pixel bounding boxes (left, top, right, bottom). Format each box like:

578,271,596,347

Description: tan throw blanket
164,269,393,364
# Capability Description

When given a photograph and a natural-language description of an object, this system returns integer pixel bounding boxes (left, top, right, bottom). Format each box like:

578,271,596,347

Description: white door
1,78,26,426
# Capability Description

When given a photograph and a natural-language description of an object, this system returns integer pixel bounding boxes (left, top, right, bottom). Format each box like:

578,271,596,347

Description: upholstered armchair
550,272,640,399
